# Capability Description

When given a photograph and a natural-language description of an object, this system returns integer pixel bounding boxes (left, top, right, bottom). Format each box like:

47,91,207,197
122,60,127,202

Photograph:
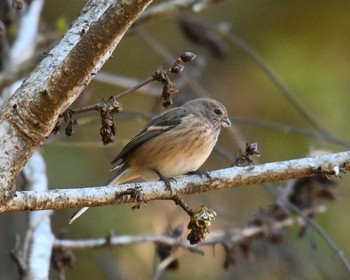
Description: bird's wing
111,107,188,167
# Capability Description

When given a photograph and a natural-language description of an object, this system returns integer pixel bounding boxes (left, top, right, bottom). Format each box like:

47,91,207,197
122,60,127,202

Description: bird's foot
155,170,176,194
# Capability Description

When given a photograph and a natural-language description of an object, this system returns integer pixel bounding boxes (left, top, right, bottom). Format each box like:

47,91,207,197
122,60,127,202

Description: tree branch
135,0,225,25
53,206,326,250
0,0,153,204
1,151,349,213
23,152,54,280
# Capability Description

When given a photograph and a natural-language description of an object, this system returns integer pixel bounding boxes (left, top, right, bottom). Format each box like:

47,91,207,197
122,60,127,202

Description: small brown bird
69,98,231,224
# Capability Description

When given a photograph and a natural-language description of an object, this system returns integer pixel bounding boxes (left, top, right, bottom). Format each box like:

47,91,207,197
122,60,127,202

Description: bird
69,98,231,224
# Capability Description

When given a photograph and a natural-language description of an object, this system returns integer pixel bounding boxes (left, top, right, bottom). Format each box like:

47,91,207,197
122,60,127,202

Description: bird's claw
155,170,176,195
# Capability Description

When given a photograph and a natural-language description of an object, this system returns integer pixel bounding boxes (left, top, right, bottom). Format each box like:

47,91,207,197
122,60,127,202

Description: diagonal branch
135,0,225,25
0,0,153,204
1,151,349,213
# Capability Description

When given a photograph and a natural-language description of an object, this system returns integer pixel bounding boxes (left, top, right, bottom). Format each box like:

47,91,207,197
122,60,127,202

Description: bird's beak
221,117,231,128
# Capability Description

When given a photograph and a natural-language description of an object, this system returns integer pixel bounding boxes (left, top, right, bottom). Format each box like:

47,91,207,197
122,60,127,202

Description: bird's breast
128,121,219,179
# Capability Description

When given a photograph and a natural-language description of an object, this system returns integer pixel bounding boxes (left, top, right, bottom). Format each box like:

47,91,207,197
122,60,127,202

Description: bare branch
1,151,349,213
53,206,326,250
135,0,225,25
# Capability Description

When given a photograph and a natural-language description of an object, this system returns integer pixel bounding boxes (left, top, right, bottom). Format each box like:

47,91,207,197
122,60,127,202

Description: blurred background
1,0,350,279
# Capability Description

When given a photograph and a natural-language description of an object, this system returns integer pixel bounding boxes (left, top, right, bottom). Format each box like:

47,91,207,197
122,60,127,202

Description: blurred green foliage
55,16,68,35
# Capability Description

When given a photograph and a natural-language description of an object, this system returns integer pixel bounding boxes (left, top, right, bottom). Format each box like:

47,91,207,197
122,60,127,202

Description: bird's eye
213,108,222,116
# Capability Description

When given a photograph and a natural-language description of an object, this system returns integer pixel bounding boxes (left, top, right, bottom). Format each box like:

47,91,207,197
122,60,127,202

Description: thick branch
0,0,153,204
1,151,349,213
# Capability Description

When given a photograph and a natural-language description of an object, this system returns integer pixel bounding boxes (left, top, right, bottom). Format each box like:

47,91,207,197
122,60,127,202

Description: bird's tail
68,207,89,224
68,165,131,224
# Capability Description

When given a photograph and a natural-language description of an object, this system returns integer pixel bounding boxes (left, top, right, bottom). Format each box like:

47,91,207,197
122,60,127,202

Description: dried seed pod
171,64,185,74
180,52,196,63
187,205,217,244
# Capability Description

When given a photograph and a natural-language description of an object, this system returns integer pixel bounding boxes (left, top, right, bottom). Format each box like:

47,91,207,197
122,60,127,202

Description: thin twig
135,0,225,26
265,183,350,274
286,199,350,273
171,196,193,216
114,76,156,99
94,71,160,96
69,52,195,116
232,116,350,148
71,77,156,115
